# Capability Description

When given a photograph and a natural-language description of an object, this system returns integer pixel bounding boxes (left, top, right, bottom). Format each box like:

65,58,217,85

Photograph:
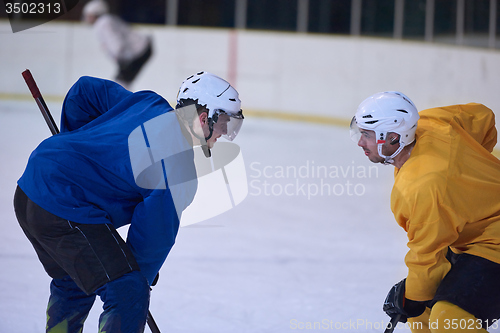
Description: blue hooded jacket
18,76,197,284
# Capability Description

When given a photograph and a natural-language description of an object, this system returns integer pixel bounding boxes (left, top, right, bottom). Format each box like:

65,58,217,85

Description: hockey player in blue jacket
14,71,244,332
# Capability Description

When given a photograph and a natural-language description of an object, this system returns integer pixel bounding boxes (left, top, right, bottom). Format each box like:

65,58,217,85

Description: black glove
383,279,427,323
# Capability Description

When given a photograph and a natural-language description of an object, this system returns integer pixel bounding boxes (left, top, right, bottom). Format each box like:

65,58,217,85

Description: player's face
357,129,385,164
84,14,98,24
205,127,221,149
198,112,230,149
207,113,231,148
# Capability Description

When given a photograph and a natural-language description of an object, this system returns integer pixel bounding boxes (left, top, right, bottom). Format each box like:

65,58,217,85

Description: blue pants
46,271,150,333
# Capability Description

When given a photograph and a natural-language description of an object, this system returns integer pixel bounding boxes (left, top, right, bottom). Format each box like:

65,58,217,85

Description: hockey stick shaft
22,69,60,135
147,312,161,333
21,69,161,333
384,314,401,333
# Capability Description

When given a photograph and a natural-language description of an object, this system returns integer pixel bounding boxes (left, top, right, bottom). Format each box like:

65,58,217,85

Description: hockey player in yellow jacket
350,92,500,332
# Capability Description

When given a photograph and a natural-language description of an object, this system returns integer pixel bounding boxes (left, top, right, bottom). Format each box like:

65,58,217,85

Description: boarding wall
1,21,500,121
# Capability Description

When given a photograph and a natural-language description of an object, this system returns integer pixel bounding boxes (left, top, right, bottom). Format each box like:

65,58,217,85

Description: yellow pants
407,301,488,333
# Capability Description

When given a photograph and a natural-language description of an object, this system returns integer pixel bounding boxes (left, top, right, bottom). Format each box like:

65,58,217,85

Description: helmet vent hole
365,120,378,124
183,88,189,93
197,71,204,75
192,78,200,84
401,96,412,105
362,115,373,118
229,98,236,101
397,109,408,113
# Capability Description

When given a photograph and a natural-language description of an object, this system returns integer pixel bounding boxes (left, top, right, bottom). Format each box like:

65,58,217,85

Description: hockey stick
21,69,161,333
384,314,401,333
22,69,59,135
146,310,161,333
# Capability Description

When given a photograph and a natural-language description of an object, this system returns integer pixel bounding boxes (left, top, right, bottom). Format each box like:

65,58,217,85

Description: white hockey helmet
83,0,109,18
350,91,419,164
177,71,243,141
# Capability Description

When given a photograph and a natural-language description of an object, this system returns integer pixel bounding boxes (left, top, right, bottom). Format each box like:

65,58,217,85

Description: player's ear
389,133,400,145
198,111,208,125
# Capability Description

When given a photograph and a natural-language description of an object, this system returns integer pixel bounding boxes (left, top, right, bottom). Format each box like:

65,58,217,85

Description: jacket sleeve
60,76,132,132
400,178,463,301
125,189,180,285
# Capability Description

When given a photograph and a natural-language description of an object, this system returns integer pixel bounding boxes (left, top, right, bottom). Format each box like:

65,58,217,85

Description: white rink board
1,20,500,121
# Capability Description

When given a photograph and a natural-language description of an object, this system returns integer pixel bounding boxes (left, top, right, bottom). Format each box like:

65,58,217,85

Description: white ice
1,99,498,333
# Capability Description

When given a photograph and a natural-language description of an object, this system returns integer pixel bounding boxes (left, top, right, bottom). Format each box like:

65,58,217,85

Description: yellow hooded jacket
391,103,500,302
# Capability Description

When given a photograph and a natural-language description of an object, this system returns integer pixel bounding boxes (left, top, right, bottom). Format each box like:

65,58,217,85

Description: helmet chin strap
199,121,215,157
205,119,215,141
377,142,405,165
186,120,214,158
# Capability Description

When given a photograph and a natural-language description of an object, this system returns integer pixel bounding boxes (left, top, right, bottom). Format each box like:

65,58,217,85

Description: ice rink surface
1,98,499,332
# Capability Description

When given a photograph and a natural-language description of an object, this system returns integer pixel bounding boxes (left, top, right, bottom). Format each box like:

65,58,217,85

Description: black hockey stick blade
384,314,401,333
22,69,161,333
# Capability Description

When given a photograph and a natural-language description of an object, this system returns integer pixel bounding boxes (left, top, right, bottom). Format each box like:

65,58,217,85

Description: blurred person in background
82,0,153,90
